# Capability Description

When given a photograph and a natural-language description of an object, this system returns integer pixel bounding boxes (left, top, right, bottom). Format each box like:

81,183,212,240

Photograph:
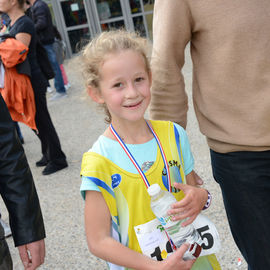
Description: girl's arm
84,190,195,270
168,170,208,226
186,171,203,186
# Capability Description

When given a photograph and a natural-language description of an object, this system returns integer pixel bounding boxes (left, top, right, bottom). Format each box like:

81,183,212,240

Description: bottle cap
147,184,161,196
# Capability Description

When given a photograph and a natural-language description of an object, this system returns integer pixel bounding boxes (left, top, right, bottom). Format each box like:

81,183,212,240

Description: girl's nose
125,84,138,98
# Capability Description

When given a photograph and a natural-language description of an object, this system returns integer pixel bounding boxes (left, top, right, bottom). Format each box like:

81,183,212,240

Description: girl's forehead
104,49,142,59
97,50,149,79
101,50,145,67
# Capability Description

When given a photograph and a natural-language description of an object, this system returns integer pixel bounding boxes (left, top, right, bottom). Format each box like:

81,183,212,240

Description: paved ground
1,48,247,270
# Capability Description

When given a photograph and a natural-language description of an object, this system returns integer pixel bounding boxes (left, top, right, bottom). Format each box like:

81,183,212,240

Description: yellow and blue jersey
80,120,220,270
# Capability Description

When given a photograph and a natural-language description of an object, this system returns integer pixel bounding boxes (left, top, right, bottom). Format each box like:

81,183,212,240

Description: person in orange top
0,0,68,175
0,36,36,130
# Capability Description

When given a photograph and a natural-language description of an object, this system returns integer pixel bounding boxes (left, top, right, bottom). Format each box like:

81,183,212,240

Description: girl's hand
159,243,195,270
167,183,208,226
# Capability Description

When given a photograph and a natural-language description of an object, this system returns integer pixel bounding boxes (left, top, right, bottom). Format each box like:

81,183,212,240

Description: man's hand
18,239,45,270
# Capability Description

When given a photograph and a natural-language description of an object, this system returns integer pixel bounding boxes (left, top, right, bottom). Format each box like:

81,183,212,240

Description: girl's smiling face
95,49,151,126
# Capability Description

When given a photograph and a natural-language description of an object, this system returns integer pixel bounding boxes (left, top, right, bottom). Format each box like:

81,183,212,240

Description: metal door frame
45,0,154,57
91,0,153,39
91,0,129,33
51,0,96,57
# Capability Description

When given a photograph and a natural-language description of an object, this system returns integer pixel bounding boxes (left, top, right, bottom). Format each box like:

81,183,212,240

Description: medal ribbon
109,121,172,192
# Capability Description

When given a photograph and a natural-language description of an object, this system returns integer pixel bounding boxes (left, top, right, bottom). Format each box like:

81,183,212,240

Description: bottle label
157,215,178,227
134,214,221,262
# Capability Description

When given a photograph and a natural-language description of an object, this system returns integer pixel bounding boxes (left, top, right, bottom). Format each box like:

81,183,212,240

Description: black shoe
36,156,48,167
42,162,68,175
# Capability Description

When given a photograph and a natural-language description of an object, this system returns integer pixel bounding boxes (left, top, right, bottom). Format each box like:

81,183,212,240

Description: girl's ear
87,86,104,104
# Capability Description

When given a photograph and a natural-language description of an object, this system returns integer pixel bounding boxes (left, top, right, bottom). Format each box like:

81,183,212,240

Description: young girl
80,30,220,270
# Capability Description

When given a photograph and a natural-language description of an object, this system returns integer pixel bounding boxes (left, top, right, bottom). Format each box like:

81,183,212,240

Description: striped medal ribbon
109,120,172,192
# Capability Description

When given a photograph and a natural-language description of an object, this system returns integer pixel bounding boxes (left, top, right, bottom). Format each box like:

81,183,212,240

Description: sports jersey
80,120,220,270
80,122,194,195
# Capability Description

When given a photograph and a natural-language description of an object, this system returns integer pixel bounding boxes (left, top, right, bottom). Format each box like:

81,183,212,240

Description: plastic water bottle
148,183,202,260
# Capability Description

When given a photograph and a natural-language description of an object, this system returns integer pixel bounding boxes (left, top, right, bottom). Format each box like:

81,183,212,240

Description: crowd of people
0,0,270,270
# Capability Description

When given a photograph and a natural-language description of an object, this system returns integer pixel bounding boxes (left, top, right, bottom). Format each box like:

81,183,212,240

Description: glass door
93,0,128,31
128,0,155,39
51,0,155,56
92,0,155,40
58,0,94,54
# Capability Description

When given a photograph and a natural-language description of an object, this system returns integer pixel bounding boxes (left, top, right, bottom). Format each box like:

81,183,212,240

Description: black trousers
210,149,270,270
0,224,12,270
31,75,66,165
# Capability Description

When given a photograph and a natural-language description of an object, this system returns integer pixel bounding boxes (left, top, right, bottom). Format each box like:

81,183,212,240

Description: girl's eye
135,77,144,82
113,82,123,88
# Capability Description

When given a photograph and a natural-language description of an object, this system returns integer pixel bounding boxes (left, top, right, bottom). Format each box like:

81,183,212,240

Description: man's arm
31,2,48,32
150,0,192,128
0,95,45,268
0,95,45,246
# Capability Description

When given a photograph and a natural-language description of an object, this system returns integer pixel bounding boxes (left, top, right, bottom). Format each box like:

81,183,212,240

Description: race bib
134,214,221,261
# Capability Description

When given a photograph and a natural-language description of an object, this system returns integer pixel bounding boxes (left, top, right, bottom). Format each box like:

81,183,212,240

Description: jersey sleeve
80,175,101,200
174,123,194,175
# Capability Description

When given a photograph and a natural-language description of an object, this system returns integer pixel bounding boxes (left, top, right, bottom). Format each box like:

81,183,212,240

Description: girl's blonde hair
81,29,151,123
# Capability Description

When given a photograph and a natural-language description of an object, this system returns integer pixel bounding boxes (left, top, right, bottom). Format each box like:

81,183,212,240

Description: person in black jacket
29,0,67,100
1,0,68,175
0,94,45,270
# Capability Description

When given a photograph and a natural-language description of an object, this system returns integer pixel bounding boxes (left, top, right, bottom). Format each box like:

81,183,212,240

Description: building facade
45,0,155,58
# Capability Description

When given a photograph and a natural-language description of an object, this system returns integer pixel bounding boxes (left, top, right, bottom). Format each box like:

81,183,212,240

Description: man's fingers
28,248,40,270
18,245,30,268
26,240,45,270
40,241,45,264
18,240,45,270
